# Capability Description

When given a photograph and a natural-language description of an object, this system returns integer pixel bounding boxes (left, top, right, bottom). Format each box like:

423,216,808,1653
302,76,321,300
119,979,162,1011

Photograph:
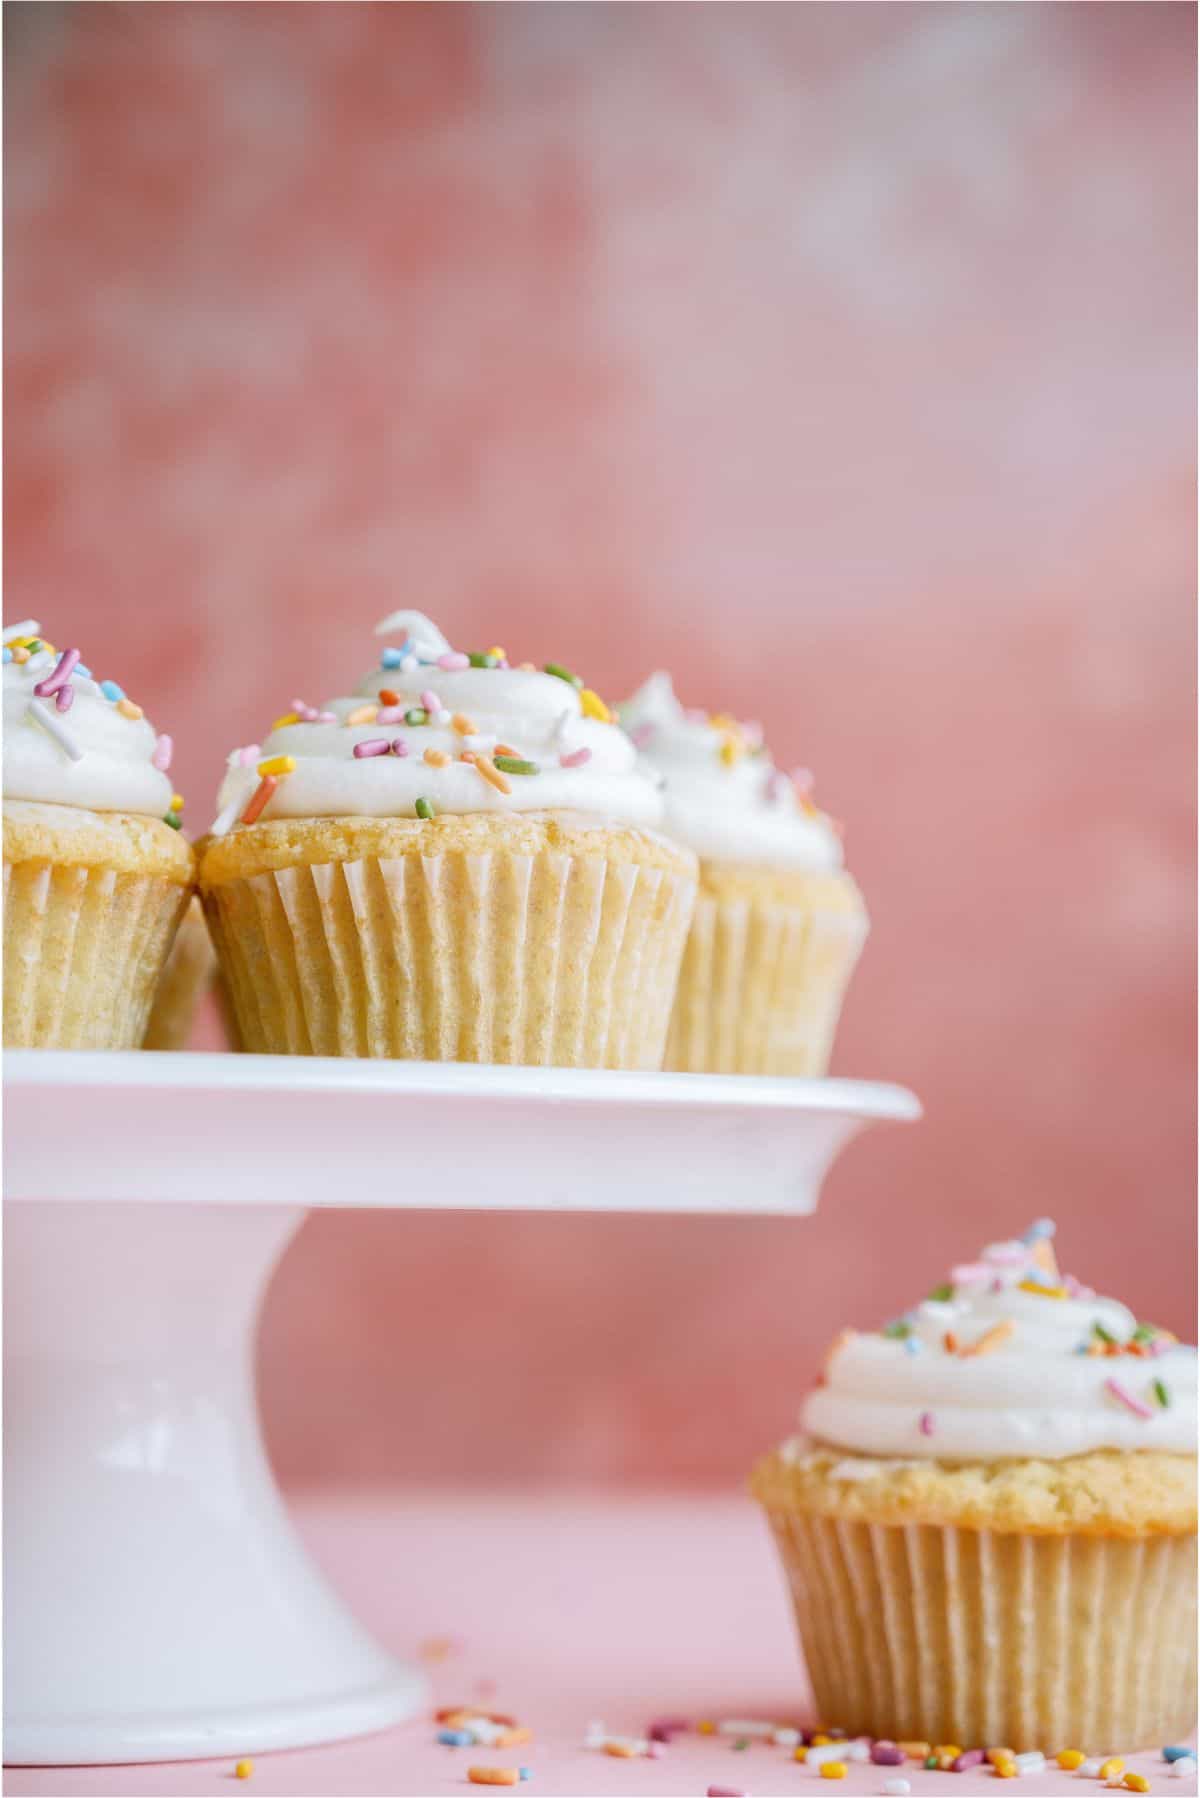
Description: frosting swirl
616,672,843,871
210,612,664,834
802,1223,1197,1461
2,623,176,819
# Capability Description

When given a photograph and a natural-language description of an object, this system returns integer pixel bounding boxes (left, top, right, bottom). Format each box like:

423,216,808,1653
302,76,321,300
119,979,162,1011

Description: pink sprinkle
152,734,173,772
560,746,592,769
953,1749,985,1771
984,1244,1027,1265
33,646,80,697
646,1742,666,1759
437,652,470,671
647,1719,690,1743
318,711,337,723
791,765,814,793
237,744,261,767
55,683,75,713
919,1411,935,1436
419,689,439,713
628,722,656,750
377,705,405,724
353,738,391,758
1148,1338,1173,1357
391,738,410,757
1105,1376,1154,1419
706,1787,748,1797
950,1262,991,1286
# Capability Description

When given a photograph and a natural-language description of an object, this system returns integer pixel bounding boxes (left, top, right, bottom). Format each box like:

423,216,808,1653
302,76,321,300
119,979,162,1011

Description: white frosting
2,624,174,817
802,1229,1197,1462
211,612,664,832
616,673,843,870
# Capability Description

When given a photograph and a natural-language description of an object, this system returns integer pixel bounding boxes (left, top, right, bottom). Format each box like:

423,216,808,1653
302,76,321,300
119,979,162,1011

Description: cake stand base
3,1201,426,1767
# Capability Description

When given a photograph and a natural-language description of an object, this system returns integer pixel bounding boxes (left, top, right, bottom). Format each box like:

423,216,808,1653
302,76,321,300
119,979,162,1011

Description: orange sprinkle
943,1332,958,1354
468,1771,519,1787
424,749,449,768
493,743,519,759
117,698,143,720
241,775,278,825
493,1727,532,1747
603,1743,636,1758
960,1320,1015,1358
451,713,478,736
986,1749,1015,1765
473,757,512,796
346,704,378,726
11,645,30,663
379,689,401,706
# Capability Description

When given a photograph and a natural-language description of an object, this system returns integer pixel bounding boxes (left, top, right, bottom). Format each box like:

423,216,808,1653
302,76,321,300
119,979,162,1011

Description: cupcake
142,897,217,1050
618,673,867,1076
198,612,697,1066
751,1221,1197,1753
3,621,194,1048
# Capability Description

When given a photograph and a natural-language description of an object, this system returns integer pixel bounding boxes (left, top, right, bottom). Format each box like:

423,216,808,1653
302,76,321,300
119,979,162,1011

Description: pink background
6,3,1196,1489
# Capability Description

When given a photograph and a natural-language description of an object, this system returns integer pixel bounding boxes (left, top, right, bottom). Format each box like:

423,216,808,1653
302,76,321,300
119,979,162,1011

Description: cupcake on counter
141,897,217,1051
751,1221,1197,1753
198,612,697,1066
617,672,867,1076
3,621,194,1048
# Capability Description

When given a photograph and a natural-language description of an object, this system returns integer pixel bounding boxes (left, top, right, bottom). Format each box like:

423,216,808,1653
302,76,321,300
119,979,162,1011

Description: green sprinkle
415,797,435,820
468,651,499,669
882,1320,912,1339
927,1282,953,1303
1132,1322,1159,1342
1092,1320,1117,1344
732,1739,750,1752
493,756,538,776
925,1757,939,1770
27,639,42,654
544,661,582,688
164,812,183,830
405,708,429,726
1153,1378,1170,1408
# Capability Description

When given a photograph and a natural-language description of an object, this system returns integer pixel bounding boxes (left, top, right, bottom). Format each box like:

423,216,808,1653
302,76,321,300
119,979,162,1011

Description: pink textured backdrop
6,4,1195,1487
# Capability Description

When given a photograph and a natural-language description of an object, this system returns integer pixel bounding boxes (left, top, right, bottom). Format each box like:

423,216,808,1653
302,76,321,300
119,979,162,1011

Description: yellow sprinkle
793,1746,808,1762
1057,1750,1087,1770
451,713,478,736
346,704,378,726
579,687,611,723
819,1764,846,1781
1018,1279,1067,1298
994,1761,1017,1779
934,1745,962,1759
697,1720,716,1735
11,645,30,662
1123,1777,1149,1794
170,794,184,812
986,1749,1015,1765
1100,1760,1125,1780
899,1743,931,1760
424,748,449,768
709,711,736,730
257,755,296,777
486,646,507,662
603,1743,636,1758
811,1734,832,1746
719,736,741,766
271,712,300,731
234,1761,253,1780
117,698,143,720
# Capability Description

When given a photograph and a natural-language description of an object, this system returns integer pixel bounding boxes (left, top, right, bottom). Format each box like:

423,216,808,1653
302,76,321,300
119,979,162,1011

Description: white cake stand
2,1050,919,1767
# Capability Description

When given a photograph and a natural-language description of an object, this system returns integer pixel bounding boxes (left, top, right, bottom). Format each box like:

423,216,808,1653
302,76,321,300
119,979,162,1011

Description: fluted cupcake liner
142,896,217,1050
766,1507,1197,1752
665,871,868,1075
204,843,696,1066
3,858,190,1049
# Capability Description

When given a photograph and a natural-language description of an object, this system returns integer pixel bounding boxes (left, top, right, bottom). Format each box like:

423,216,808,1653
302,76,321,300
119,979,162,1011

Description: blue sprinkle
436,1728,472,1747
1164,1747,1197,1763
519,1772,532,1782
99,679,125,702
903,1336,922,1356
2,648,11,663
1021,1218,1056,1243
74,662,91,678
380,648,403,669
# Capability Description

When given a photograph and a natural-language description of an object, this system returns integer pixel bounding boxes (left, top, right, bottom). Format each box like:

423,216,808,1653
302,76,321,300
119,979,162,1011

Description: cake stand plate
3,1052,919,1767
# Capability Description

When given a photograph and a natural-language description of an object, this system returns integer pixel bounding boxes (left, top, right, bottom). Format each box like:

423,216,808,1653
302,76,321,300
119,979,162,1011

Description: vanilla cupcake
142,897,217,1050
618,673,867,1076
3,622,194,1048
199,612,697,1066
751,1222,1197,1753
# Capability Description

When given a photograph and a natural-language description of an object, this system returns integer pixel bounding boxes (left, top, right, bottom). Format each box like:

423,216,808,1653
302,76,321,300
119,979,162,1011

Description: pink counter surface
5,1492,1192,1798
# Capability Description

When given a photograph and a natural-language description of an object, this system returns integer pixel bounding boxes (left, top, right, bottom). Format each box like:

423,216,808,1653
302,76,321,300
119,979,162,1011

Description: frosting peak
2,622,178,820
616,672,843,871
802,1222,1196,1462
211,612,665,835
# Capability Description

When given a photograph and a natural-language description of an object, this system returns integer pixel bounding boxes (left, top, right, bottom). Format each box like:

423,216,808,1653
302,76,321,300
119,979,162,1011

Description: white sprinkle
807,1743,846,1767
884,1782,911,1797
462,734,497,753
26,697,82,761
1171,1758,1198,1778
1079,1760,1104,1778
2,618,39,644
771,1727,800,1747
844,1740,870,1762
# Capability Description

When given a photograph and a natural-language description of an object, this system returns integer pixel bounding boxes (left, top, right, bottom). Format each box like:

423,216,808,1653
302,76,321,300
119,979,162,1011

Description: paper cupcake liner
3,858,190,1049
766,1507,1197,1751
142,897,217,1050
204,845,695,1067
665,876,868,1075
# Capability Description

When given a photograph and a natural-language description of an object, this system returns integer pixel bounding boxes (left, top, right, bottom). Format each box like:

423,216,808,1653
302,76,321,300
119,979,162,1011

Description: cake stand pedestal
3,1050,919,1767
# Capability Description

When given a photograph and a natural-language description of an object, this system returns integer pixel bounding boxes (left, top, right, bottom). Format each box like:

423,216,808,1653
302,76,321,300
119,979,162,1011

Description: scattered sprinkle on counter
234,1760,253,1780
468,1769,519,1787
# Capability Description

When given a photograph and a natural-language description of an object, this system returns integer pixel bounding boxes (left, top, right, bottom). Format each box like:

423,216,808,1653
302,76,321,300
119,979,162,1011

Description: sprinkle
234,1762,253,1780
98,679,124,701
706,1788,748,1798
415,797,435,820
697,1721,717,1735
927,1282,954,1302
1,648,10,663
241,775,277,825
452,713,478,736
1105,1377,1155,1419
378,689,401,706
544,661,581,687
986,1749,1016,1766
1093,1321,1118,1344
1164,1749,1196,1763
353,738,391,758
808,1744,847,1767
33,646,80,697
437,651,470,670
942,1332,958,1354
903,1337,921,1355
11,646,30,662
468,1772,518,1788
375,706,404,725
271,712,300,731
1022,1217,1056,1240
993,1763,1017,1780
164,812,182,829
472,757,512,796
437,1728,473,1746
237,744,261,766
117,698,143,720
819,1765,846,1781
346,704,378,726
1080,1762,1105,1778
257,755,296,777
1153,1379,1170,1407
884,1784,912,1797
26,697,83,760
152,734,174,771
494,756,538,775
419,688,439,713
918,1411,935,1436
871,1743,905,1765
1170,1758,1197,1778
404,708,429,726
392,738,410,758
953,1749,985,1770
961,1321,1015,1357
771,1728,800,1747
560,746,592,768
1123,1778,1150,1793
519,1772,532,1783
1058,1750,1087,1768
380,646,406,668
899,1743,931,1760
469,651,500,669
1018,1279,1067,1298
883,1320,912,1339
1099,1761,1126,1780
603,1742,637,1757
55,683,75,713
424,748,449,767
579,687,611,723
